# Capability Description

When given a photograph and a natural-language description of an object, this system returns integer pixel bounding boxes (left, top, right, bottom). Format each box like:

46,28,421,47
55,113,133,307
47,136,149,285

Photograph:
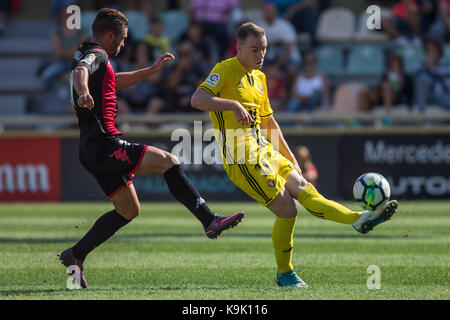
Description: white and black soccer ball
353,172,391,211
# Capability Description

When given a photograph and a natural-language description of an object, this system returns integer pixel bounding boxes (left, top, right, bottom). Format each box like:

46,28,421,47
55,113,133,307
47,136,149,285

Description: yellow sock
298,185,363,225
272,216,296,274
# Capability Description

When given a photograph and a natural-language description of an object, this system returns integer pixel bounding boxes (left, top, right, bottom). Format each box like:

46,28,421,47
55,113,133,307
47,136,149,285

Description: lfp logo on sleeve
206,73,220,87
81,53,96,65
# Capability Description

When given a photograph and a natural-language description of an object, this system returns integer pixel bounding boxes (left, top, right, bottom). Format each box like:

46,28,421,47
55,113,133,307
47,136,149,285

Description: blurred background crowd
0,0,449,129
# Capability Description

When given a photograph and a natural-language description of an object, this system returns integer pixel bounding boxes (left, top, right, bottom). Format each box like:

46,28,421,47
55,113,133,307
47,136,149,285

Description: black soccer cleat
205,212,245,239
59,247,88,289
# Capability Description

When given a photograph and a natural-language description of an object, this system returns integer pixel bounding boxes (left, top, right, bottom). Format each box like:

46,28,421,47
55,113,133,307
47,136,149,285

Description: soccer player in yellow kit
191,22,398,287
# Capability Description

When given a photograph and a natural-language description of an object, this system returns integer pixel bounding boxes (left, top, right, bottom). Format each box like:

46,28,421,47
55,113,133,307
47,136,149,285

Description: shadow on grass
0,232,408,245
0,288,68,296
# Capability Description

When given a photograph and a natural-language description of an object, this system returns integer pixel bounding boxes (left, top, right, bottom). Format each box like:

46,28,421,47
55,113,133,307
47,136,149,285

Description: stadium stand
124,10,149,42
159,9,189,44
0,0,449,131
317,7,355,42
315,45,344,76
346,45,385,75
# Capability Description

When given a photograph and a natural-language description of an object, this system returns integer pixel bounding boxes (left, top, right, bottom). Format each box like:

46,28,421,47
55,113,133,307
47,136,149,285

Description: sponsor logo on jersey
206,73,220,87
81,53,96,65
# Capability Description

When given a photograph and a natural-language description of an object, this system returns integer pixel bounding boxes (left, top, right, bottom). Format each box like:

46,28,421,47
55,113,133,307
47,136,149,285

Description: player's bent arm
191,88,253,125
191,88,239,111
116,52,174,90
73,66,94,110
261,116,301,173
73,66,90,96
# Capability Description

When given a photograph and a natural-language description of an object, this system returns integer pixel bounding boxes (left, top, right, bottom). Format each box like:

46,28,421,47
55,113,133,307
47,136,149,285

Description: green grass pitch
0,201,448,300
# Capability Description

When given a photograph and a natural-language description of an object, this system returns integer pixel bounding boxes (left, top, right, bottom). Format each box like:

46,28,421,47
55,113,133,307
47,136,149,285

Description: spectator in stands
179,21,212,70
294,145,318,186
286,51,329,113
266,0,318,47
144,17,171,60
41,6,87,88
190,0,240,59
116,42,165,116
429,0,450,40
381,54,414,110
0,0,8,36
380,0,438,46
264,61,287,111
414,38,450,111
162,40,206,113
256,2,300,70
359,54,414,113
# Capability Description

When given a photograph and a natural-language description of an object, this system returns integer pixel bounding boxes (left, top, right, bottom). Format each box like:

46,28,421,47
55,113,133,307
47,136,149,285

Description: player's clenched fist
232,101,253,125
78,93,94,110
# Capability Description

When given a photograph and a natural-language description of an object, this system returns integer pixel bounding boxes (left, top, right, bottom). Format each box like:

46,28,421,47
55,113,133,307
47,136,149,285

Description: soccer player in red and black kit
59,8,244,288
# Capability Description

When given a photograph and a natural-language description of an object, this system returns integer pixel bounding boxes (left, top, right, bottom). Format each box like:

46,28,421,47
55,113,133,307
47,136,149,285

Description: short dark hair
92,8,128,37
236,22,265,43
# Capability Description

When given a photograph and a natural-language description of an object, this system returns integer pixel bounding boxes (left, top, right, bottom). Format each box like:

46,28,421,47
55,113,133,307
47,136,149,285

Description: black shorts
79,136,148,198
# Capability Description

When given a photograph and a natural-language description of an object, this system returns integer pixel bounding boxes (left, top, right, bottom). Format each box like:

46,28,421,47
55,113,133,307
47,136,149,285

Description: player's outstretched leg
286,170,363,225
135,146,244,239
286,170,399,234
352,200,399,234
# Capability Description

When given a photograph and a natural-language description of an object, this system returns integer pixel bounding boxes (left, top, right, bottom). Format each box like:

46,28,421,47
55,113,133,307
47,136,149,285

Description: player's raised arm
73,66,94,110
260,115,301,174
191,87,253,125
115,52,174,90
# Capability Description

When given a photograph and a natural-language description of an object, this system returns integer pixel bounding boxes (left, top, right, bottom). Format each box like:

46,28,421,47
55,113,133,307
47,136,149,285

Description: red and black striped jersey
70,41,121,143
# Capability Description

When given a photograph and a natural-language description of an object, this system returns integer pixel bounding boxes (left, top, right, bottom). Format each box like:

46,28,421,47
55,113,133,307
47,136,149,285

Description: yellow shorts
225,144,294,206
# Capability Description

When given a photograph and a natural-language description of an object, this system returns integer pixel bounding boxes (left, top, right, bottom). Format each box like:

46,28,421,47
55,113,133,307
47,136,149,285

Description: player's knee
117,203,140,220
162,153,179,171
285,206,298,218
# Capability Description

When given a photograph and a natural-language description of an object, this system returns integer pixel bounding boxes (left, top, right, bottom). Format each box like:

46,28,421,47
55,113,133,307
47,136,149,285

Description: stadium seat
317,8,356,42
0,38,51,57
354,11,389,42
331,82,368,113
0,58,43,93
0,95,26,115
443,45,450,64
394,46,425,75
315,46,344,76
158,10,189,43
124,10,150,42
81,11,97,38
3,20,53,38
346,45,385,75
243,9,262,23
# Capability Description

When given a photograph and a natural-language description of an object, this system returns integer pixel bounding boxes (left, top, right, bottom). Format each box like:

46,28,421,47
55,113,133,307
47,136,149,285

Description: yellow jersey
199,57,273,168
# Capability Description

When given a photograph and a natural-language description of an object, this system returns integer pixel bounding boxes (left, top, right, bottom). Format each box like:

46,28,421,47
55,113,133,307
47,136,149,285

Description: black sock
72,210,130,261
163,164,215,228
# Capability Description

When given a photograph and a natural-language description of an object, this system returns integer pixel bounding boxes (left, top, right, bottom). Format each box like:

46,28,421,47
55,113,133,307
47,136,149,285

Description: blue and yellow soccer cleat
276,270,308,288
353,200,399,234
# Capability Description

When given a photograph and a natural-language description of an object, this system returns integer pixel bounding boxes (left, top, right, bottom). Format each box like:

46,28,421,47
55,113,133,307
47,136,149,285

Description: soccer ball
353,172,390,211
